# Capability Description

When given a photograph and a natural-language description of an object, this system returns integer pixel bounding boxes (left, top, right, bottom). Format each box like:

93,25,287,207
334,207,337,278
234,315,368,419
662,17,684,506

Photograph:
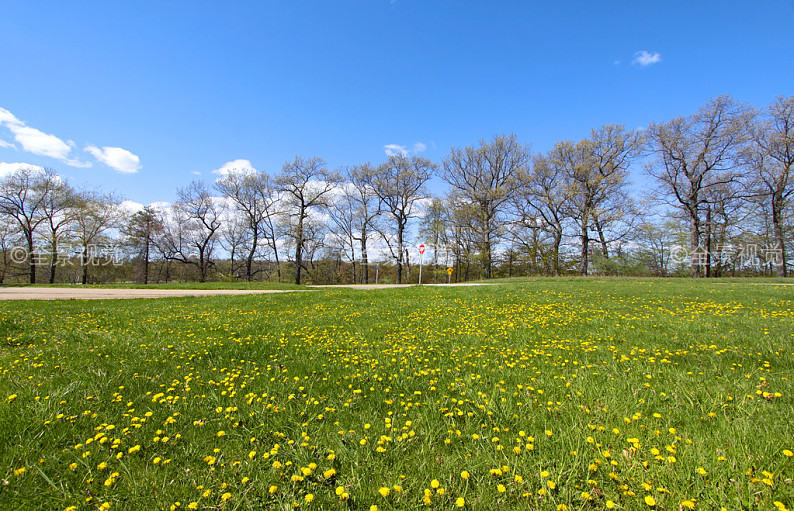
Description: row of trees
1,94,791,284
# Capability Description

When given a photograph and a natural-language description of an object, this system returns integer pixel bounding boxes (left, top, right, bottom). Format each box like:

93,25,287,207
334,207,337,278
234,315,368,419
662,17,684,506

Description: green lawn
1,281,305,290
1,279,792,510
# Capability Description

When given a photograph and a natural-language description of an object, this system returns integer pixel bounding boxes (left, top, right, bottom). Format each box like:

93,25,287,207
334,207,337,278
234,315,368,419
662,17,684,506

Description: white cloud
0,139,14,149
413,142,426,153
0,107,90,167
212,159,257,177
119,200,145,215
85,145,141,174
384,144,408,157
0,108,19,125
149,201,171,211
0,162,46,178
191,170,202,176
632,50,661,67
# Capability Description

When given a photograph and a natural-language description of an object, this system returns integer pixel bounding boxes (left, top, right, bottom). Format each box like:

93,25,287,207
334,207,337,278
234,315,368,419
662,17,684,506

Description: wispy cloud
212,159,257,177
384,142,428,157
0,139,14,149
632,50,661,67
0,107,90,167
85,145,141,174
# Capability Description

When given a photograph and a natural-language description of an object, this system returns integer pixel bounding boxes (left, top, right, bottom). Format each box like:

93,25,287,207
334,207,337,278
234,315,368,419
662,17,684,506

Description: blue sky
1,0,792,206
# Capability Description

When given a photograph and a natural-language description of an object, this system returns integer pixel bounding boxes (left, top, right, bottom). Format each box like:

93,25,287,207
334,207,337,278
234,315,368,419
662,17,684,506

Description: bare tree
326,165,381,284
123,206,162,284
215,170,282,281
587,125,643,259
512,153,570,276
218,214,250,279
748,96,794,276
443,134,529,278
161,181,224,282
275,156,341,285
366,155,436,284
71,191,123,284
418,197,447,281
0,216,22,283
554,126,642,275
348,164,381,284
38,173,77,283
0,167,59,283
646,95,752,277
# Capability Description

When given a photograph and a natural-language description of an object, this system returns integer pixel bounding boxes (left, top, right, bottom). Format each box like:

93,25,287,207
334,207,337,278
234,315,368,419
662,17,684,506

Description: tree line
1,94,791,285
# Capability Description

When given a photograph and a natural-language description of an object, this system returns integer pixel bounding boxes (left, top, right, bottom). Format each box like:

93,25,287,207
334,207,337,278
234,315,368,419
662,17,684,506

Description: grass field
1,279,792,510
1,281,305,290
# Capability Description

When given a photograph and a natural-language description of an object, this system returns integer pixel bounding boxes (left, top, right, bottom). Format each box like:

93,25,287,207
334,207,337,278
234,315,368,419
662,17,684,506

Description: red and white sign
418,244,425,255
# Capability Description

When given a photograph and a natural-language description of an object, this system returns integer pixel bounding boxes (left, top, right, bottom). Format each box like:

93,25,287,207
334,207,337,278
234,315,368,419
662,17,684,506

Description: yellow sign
446,267,453,275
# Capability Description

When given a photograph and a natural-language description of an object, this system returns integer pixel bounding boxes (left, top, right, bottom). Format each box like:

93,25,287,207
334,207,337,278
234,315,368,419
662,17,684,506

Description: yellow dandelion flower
456,497,465,508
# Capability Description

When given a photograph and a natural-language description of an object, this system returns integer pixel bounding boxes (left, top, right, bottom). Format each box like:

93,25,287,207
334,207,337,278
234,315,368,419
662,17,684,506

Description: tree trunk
552,230,562,277
360,232,369,284
772,194,788,277
594,216,609,258
143,238,150,285
49,236,57,284
396,224,404,284
27,234,36,284
579,214,589,276
483,237,492,279
295,212,304,285
82,244,89,285
689,210,701,278
705,206,712,278
246,235,257,282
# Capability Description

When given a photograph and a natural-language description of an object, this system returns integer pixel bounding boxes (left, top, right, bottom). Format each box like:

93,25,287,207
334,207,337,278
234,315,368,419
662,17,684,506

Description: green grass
0,279,792,510
1,281,305,290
